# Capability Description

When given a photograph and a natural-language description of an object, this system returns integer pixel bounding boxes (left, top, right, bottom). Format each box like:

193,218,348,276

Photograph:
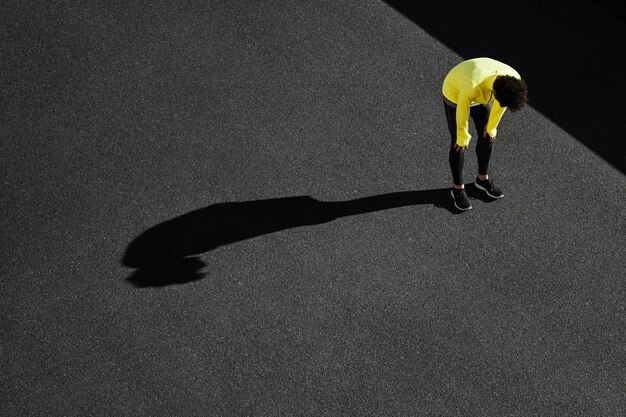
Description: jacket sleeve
455,90,472,147
486,101,507,138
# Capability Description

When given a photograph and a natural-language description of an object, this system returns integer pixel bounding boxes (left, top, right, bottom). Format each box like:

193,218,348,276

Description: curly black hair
493,75,528,112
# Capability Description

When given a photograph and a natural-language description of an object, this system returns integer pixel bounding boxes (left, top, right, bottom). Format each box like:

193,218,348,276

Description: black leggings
444,100,493,186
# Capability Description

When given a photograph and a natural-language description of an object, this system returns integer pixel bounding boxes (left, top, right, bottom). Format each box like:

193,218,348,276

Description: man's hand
483,127,495,143
454,144,467,153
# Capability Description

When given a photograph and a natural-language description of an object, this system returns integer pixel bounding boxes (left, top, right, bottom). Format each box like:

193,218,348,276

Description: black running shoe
475,177,504,199
451,188,472,211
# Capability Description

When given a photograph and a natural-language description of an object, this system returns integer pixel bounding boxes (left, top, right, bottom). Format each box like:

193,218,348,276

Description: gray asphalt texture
2,1,625,416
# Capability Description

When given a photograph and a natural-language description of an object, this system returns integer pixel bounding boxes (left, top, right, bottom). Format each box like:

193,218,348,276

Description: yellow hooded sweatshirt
442,57,521,147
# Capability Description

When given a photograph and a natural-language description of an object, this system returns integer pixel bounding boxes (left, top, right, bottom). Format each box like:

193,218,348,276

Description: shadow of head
125,257,206,287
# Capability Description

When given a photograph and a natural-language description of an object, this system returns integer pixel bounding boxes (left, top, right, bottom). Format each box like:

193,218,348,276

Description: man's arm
455,91,472,148
486,100,507,138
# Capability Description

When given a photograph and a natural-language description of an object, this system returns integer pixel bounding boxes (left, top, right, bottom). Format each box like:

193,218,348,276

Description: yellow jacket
442,58,521,147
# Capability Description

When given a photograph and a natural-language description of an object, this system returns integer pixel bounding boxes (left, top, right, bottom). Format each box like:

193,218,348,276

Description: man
442,57,528,211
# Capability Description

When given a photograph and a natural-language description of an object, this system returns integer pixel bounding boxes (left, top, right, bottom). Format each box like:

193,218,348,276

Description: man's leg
471,104,504,198
471,104,493,178
444,101,464,187
444,100,472,210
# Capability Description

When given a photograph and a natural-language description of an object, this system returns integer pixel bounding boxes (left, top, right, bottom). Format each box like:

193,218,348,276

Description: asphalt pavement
2,1,625,416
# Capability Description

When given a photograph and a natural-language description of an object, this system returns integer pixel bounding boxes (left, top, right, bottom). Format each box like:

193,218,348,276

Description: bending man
442,57,528,211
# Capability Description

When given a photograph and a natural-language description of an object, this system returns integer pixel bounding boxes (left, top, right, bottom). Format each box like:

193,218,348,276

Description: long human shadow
122,189,453,287
383,0,626,175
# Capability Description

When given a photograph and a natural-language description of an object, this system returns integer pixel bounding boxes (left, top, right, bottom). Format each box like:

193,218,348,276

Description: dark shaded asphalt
385,0,626,175
2,1,624,416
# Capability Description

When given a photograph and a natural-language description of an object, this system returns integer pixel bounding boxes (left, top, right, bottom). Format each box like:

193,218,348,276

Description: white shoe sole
474,182,504,199
451,190,472,211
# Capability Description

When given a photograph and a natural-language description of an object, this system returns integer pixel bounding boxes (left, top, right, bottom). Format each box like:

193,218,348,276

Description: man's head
493,75,528,112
